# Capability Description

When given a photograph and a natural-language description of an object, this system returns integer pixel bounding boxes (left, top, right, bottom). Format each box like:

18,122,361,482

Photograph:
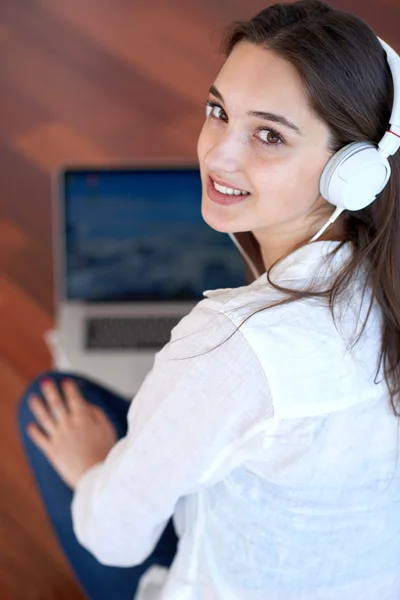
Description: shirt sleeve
71,296,274,566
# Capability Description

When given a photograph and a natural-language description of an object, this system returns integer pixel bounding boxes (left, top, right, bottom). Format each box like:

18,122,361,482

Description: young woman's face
197,42,335,243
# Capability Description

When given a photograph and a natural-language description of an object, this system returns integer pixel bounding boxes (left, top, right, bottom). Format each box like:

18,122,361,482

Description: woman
18,1,400,599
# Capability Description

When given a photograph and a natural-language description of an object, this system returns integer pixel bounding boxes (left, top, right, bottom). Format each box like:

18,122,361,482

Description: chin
200,199,239,234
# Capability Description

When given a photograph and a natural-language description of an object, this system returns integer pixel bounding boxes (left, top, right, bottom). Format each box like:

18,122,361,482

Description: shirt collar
230,233,353,284
266,240,354,283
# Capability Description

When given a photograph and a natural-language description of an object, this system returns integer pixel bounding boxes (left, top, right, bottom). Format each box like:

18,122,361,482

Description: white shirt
71,240,400,599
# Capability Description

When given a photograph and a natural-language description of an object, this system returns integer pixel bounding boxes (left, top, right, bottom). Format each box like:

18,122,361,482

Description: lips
210,175,249,194
206,176,251,206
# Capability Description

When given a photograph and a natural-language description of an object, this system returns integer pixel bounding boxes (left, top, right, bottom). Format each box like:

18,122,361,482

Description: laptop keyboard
86,316,182,350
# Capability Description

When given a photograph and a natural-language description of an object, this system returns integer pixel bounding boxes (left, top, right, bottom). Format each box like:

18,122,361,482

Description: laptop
53,164,249,398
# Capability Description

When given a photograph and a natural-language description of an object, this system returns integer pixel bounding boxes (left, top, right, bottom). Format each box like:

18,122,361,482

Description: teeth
213,181,249,196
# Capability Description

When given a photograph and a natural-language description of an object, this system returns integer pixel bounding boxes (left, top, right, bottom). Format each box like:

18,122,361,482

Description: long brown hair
179,1,400,415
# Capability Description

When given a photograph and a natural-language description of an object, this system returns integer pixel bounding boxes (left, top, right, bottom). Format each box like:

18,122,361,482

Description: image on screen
63,168,249,302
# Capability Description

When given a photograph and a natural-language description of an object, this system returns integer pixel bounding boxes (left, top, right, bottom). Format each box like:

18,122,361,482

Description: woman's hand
27,378,118,490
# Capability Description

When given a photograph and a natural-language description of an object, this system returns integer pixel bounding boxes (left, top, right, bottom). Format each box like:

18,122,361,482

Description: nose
203,129,246,175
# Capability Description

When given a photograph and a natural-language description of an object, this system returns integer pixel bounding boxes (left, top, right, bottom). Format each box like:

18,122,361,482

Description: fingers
27,377,87,447
40,379,68,422
28,395,57,435
62,379,85,414
40,377,85,418
26,422,51,454
28,378,68,437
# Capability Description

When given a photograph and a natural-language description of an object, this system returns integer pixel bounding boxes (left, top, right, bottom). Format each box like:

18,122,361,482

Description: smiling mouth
207,176,251,206
211,179,250,196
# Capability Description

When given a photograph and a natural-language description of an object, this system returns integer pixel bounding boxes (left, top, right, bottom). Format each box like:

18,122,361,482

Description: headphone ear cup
320,142,391,211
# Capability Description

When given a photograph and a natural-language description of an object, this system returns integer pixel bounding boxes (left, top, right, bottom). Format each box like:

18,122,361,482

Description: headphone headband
377,37,400,158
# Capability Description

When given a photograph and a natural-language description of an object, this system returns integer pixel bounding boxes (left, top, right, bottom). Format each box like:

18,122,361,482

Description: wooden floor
0,0,398,598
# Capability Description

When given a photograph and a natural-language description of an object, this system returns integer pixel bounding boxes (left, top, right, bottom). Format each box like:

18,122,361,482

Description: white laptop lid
53,164,249,307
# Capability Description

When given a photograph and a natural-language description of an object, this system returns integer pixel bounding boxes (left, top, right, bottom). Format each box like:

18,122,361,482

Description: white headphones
311,36,400,242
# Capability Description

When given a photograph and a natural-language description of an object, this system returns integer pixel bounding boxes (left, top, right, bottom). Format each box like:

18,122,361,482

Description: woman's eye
205,101,227,121
205,101,285,148
257,129,283,146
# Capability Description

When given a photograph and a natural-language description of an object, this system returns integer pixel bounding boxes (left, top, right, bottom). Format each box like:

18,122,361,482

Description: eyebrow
209,84,304,137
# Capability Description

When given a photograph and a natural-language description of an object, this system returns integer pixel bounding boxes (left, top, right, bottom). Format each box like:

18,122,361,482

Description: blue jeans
17,370,178,600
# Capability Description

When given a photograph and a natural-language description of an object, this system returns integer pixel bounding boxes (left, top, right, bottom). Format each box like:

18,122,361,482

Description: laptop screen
63,168,249,302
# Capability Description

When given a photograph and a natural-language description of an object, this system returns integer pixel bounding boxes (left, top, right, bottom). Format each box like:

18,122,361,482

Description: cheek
252,154,322,216
252,153,298,193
